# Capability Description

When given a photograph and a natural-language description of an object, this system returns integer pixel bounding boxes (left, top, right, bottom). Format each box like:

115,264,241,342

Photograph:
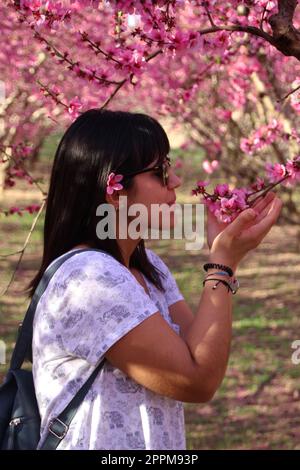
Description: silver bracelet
203,276,240,295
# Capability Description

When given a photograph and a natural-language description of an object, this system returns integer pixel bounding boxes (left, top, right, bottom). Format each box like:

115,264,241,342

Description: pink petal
107,172,115,185
113,183,123,191
114,174,123,183
211,160,219,170
202,160,213,174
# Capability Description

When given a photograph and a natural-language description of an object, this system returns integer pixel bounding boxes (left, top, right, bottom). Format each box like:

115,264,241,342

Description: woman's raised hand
207,192,283,271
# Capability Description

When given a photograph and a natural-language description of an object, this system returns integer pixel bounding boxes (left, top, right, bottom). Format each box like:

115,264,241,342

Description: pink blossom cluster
18,0,72,29
1,0,300,221
192,156,300,223
0,204,41,217
0,144,33,163
240,119,283,155
4,167,34,188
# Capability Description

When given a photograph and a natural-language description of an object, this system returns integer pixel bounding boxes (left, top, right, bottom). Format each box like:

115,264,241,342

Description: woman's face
124,157,182,234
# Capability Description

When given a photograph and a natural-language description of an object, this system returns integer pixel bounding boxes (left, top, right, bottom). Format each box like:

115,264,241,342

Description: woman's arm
105,195,282,403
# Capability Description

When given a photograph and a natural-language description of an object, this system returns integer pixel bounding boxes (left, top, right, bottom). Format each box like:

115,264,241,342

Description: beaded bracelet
203,263,234,277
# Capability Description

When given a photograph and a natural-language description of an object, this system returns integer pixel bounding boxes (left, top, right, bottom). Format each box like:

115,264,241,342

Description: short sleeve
146,249,184,307
40,252,159,366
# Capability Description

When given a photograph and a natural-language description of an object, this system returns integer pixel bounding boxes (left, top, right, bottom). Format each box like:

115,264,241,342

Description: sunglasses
122,156,171,186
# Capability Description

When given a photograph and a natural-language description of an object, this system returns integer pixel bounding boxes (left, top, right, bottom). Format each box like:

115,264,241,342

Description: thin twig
83,35,123,66
100,78,128,109
134,22,275,52
100,49,163,109
33,30,122,86
203,2,216,28
278,83,300,102
0,199,46,297
199,24,276,45
247,173,291,205
260,2,269,31
37,79,69,111
0,249,23,258
145,49,163,62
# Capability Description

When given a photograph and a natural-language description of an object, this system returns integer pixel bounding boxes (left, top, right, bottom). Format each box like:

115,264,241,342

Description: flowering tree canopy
0,0,300,224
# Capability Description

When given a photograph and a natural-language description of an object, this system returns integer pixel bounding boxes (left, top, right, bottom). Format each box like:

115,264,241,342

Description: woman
27,109,282,450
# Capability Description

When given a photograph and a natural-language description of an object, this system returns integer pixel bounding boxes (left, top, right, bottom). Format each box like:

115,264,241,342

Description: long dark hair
25,109,170,298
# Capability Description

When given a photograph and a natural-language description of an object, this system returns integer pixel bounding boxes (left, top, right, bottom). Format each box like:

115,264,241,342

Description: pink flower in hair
106,172,124,195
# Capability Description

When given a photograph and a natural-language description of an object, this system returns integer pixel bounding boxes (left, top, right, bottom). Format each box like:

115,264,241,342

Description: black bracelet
203,278,232,294
203,263,234,277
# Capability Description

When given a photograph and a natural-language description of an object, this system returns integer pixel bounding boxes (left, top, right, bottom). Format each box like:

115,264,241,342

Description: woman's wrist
207,253,238,275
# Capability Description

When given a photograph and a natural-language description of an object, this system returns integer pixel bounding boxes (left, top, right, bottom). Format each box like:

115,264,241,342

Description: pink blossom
206,199,221,215
68,96,83,119
241,120,283,155
7,0,300,222
9,206,23,216
10,168,26,178
216,108,232,122
26,204,41,214
213,196,243,223
251,177,265,192
213,31,231,52
20,0,43,11
197,180,209,188
192,180,209,196
290,80,300,113
231,189,249,210
106,173,124,195
202,159,219,174
265,162,286,184
285,156,300,186
148,28,167,43
214,183,230,198
290,129,300,144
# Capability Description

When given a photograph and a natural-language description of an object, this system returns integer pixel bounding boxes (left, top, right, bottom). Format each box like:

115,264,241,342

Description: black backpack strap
40,357,105,450
8,247,110,450
10,248,109,370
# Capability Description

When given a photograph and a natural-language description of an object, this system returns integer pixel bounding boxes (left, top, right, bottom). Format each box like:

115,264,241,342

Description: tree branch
269,0,300,59
278,82,300,101
100,49,163,109
198,1,300,61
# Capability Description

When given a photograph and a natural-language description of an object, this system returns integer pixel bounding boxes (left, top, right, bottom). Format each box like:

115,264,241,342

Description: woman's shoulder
49,248,121,269
45,248,130,289
45,248,170,291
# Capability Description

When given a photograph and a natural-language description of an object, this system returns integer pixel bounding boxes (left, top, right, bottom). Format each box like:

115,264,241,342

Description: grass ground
0,139,300,449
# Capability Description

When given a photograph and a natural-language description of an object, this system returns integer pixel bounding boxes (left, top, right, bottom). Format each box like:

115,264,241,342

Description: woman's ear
105,191,120,210
105,188,127,210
